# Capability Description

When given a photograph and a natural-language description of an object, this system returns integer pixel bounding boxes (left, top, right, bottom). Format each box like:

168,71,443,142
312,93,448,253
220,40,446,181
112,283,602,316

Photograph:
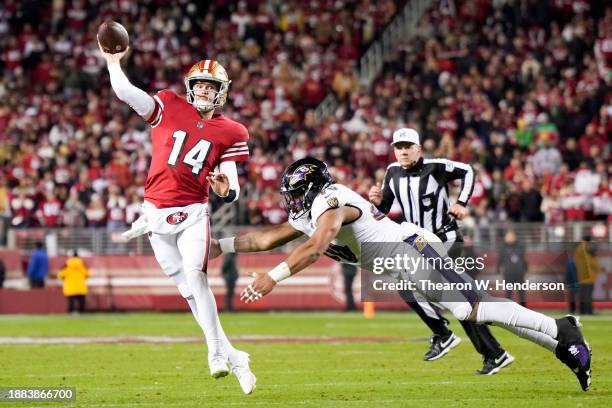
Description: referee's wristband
267,262,291,283
219,237,236,254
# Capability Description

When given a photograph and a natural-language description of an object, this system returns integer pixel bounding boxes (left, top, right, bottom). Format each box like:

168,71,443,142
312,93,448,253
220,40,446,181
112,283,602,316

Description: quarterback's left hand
207,172,230,197
448,203,468,220
240,272,276,303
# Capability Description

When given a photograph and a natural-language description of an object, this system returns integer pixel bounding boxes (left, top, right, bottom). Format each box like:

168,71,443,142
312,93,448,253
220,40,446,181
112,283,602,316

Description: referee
369,128,514,375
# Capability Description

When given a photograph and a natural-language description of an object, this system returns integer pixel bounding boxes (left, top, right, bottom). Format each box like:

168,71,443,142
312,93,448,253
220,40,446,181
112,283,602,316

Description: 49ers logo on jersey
166,211,188,225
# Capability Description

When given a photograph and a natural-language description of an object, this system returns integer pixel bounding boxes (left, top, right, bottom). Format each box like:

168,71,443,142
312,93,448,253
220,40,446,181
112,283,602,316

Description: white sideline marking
2,275,329,289
0,335,401,345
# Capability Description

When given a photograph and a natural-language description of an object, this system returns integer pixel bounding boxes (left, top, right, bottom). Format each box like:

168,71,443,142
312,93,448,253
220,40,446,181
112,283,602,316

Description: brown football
97,21,129,54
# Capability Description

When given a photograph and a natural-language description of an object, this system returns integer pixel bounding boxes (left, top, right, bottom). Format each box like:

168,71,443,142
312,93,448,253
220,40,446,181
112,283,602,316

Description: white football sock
171,270,235,357
184,270,227,356
476,300,558,339
498,323,558,352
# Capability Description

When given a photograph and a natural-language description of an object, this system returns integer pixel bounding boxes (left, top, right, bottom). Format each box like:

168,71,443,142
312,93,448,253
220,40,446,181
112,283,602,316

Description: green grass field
1,311,610,407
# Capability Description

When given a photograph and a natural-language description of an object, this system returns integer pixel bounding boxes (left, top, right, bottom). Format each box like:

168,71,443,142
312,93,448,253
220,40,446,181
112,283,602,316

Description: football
97,21,129,54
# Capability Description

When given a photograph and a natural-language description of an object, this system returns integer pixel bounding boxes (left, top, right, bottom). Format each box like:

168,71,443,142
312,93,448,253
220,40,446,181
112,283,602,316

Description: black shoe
556,315,584,345
476,351,515,375
555,316,592,391
423,333,461,361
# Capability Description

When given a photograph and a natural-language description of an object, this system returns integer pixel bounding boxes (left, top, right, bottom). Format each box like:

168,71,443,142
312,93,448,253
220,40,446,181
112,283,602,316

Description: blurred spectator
62,189,87,227
561,138,584,171
36,190,62,228
565,249,580,314
0,178,9,244
519,181,544,222
106,185,127,229
497,230,527,306
27,241,49,289
531,139,562,177
574,236,601,315
248,187,286,225
85,194,107,228
58,250,90,314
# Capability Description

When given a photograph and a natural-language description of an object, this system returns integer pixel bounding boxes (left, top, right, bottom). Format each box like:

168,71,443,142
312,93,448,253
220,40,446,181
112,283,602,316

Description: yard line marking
0,335,402,345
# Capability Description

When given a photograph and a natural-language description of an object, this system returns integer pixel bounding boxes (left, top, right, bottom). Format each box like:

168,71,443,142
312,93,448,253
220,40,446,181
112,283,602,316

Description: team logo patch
166,211,188,225
289,164,317,186
327,197,339,208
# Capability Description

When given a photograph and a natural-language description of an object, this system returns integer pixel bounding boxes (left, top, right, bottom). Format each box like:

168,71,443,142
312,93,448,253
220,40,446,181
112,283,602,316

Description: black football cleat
423,332,461,361
555,315,592,391
476,351,515,375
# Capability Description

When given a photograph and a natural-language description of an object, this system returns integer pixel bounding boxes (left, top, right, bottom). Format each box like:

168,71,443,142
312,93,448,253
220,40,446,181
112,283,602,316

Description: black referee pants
399,239,505,360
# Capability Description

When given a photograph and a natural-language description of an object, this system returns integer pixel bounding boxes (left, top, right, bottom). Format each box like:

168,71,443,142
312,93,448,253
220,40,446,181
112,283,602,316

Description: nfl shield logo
197,122,204,128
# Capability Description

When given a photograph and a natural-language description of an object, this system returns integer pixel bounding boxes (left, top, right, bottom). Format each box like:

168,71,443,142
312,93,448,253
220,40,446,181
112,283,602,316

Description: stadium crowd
0,0,610,235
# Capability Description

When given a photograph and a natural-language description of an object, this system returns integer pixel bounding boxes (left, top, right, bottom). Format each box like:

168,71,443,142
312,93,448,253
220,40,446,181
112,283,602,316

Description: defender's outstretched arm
240,206,358,303
211,222,304,259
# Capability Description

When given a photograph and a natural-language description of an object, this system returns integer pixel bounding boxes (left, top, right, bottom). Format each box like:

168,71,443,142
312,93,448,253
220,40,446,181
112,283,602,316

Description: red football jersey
144,90,249,208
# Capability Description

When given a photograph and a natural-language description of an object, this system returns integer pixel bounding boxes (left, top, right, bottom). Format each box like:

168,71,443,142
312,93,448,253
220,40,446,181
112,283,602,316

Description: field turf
0,311,610,407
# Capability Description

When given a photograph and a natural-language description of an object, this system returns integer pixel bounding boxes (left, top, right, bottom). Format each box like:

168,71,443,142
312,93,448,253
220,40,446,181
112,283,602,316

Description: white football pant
148,210,235,358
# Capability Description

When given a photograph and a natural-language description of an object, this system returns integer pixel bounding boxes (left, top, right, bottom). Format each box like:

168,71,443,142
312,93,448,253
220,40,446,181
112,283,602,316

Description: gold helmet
184,59,231,111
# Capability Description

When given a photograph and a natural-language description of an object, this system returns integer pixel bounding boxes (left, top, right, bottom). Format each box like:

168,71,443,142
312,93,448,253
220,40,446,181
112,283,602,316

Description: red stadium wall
0,253,353,313
1,250,611,314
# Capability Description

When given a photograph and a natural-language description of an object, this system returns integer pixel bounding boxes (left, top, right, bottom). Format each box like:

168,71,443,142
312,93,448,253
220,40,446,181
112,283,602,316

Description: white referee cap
391,128,420,146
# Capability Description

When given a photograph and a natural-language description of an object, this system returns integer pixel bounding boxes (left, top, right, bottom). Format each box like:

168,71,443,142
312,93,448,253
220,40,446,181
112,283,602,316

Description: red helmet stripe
198,60,205,72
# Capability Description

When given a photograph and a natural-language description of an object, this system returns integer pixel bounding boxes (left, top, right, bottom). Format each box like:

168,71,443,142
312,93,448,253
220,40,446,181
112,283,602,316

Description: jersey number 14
167,130,212,175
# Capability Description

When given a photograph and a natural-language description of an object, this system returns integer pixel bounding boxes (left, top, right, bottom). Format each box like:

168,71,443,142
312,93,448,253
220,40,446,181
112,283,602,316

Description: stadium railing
6,222,610,256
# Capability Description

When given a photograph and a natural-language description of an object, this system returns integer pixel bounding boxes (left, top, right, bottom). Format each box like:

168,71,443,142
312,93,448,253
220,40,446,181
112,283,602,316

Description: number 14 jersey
144,89,249,208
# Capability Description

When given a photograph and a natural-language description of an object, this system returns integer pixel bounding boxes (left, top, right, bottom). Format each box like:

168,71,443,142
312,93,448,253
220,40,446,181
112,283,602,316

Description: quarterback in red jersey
98,43,255,394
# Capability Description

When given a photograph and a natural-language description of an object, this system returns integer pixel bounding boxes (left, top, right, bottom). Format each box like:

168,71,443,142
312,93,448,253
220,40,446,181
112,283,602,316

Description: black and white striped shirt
375,157,475,242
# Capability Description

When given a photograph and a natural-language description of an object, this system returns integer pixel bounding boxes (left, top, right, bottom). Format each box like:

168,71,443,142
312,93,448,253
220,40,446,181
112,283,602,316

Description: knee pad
445,302,473,321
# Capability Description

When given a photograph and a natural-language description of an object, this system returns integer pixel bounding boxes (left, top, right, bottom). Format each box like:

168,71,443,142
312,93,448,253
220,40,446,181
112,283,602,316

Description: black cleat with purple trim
555,315,592,391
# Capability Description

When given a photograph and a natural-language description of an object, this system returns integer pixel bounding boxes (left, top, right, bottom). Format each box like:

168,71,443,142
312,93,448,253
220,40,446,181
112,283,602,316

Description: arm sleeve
107,63,155,119
441,159,475,206
219,161,240,203
377,167,396,214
